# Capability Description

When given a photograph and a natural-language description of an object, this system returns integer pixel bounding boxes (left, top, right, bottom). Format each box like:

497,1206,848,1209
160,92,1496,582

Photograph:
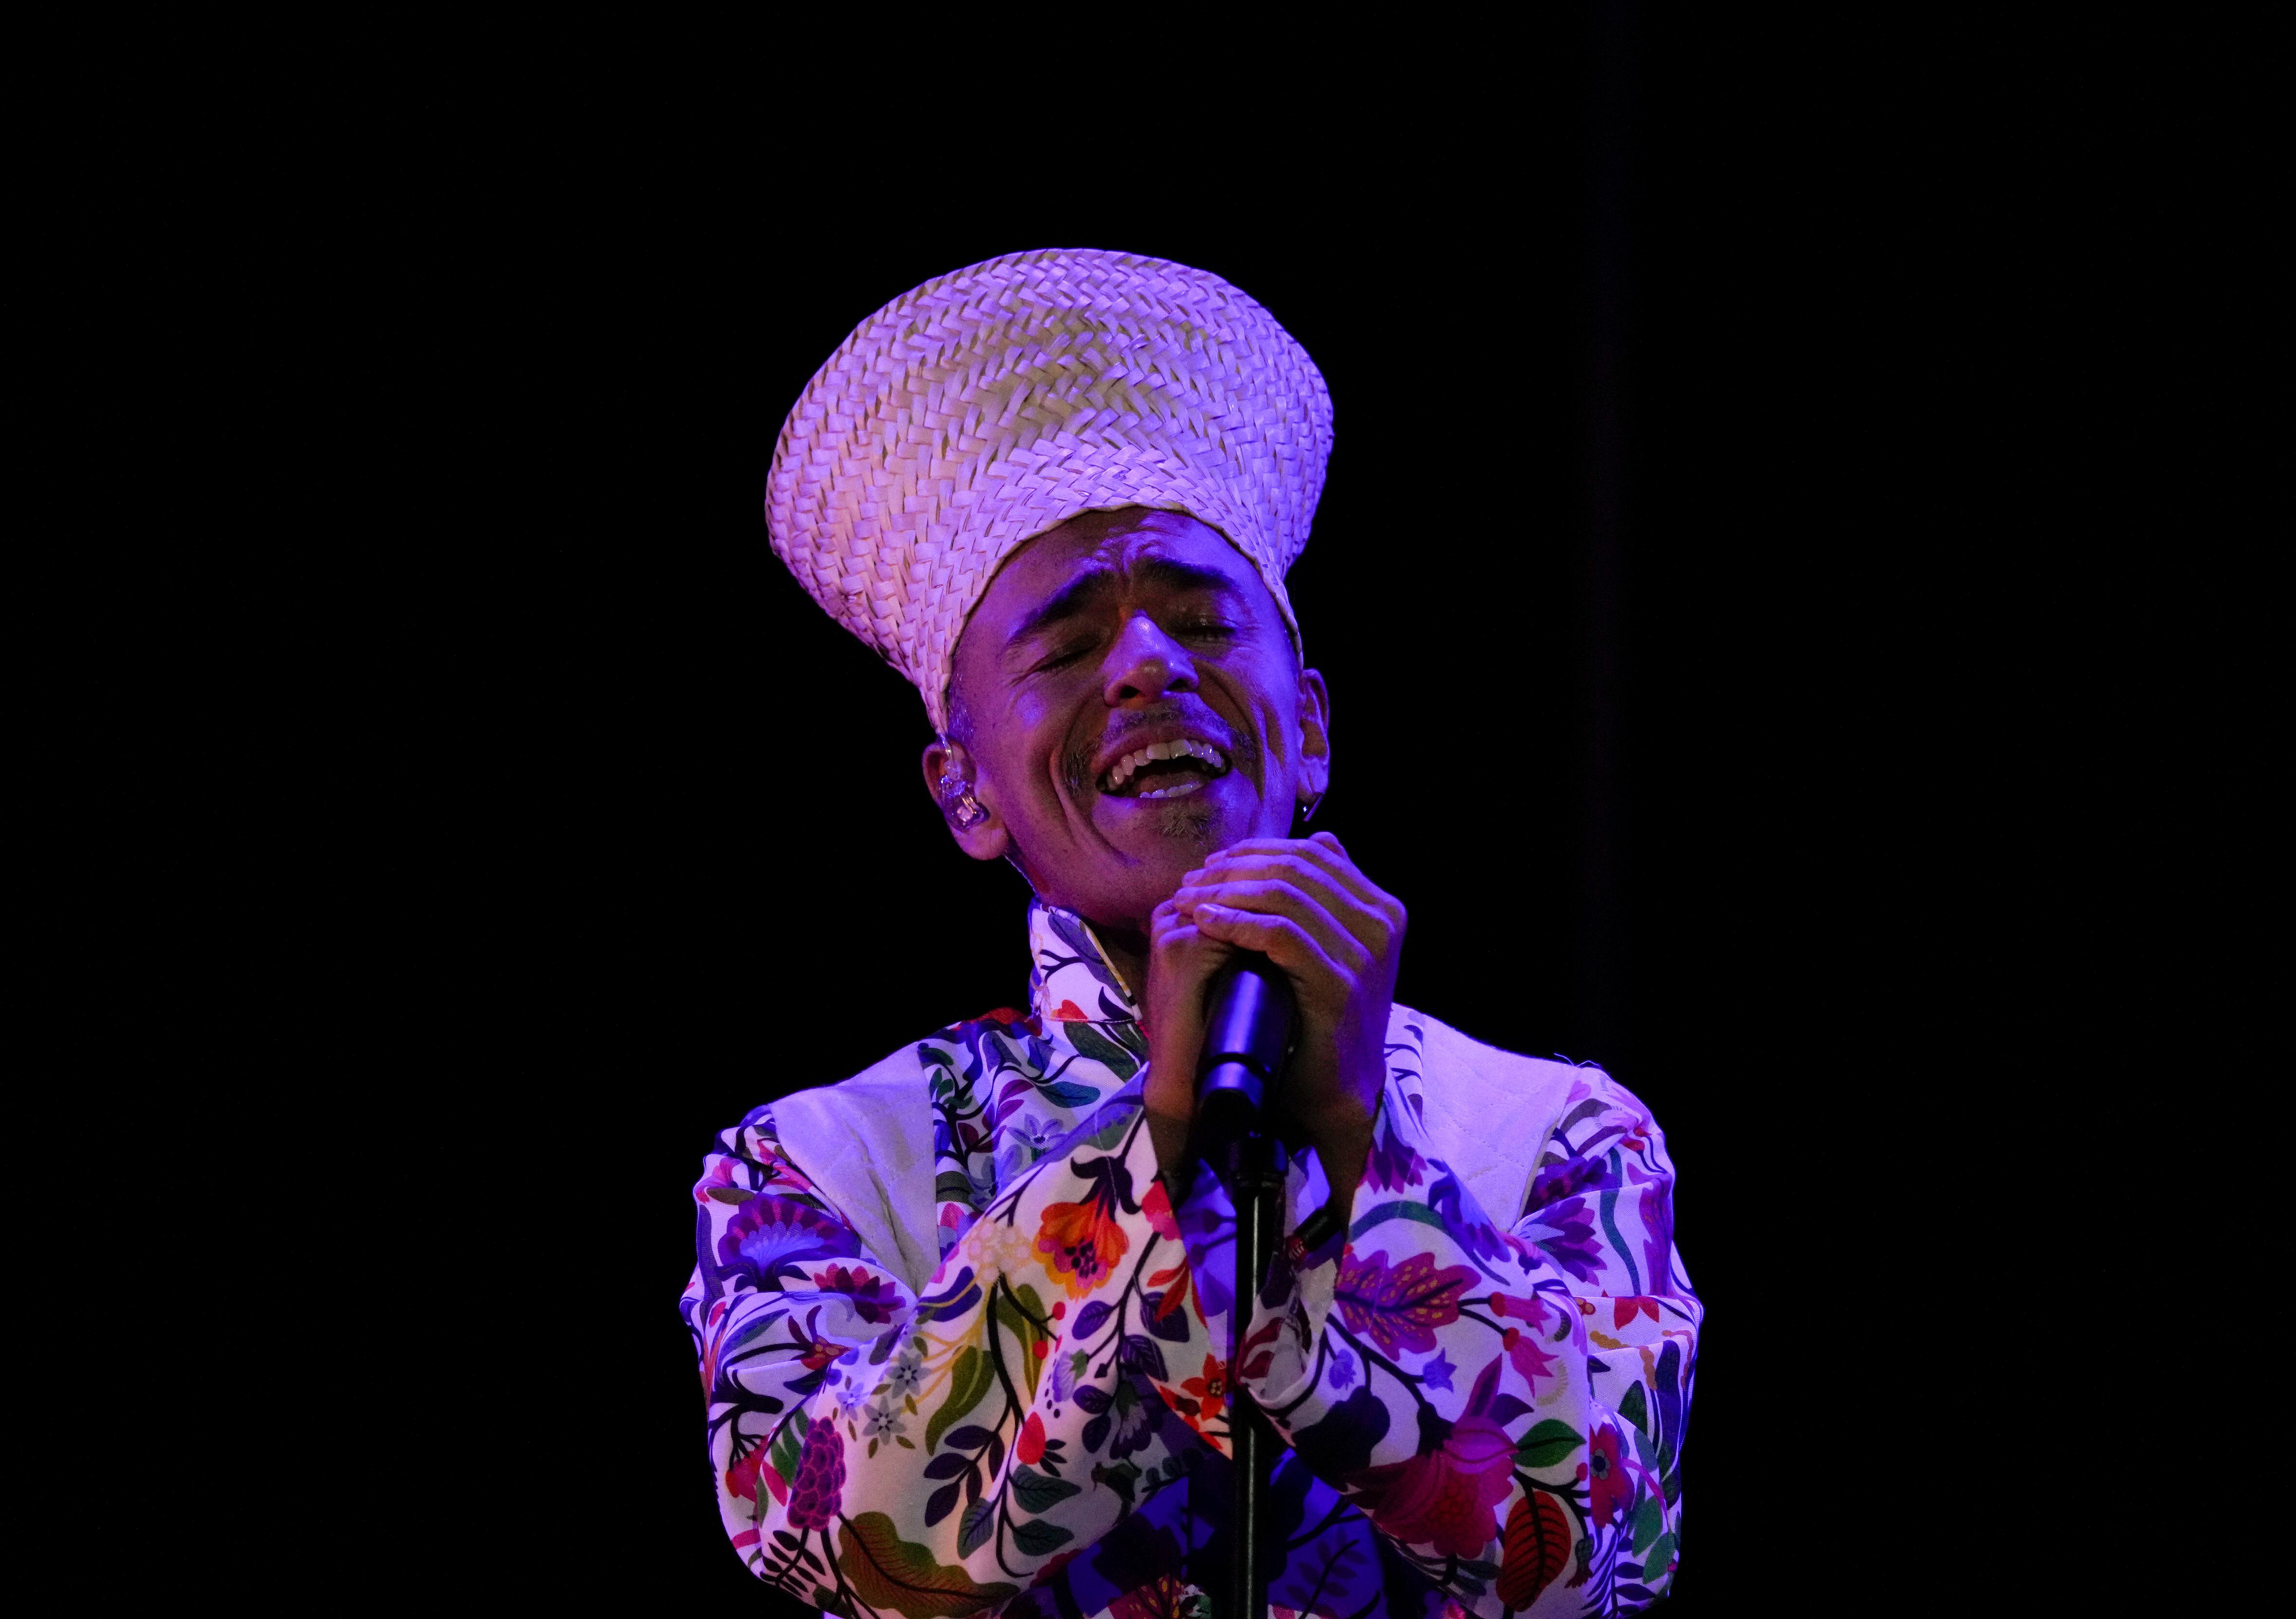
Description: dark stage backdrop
174,11,2218,1613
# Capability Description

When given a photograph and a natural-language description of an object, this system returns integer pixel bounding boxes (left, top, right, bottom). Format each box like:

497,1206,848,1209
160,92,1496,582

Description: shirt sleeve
1237,1067,1700,1616
683,1088,1216,1610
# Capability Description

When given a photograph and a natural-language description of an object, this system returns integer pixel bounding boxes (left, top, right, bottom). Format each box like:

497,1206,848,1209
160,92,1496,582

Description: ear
920,738,1012,862
1295,668,1332,806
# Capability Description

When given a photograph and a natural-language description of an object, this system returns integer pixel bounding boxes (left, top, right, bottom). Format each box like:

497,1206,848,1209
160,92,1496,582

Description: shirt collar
1026,900,1140,1025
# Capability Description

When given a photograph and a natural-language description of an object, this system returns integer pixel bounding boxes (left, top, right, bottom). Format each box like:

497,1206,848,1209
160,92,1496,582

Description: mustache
1065,703,1254,797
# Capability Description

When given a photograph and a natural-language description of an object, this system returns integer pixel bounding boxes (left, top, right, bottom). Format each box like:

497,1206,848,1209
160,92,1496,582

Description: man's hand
1141,830,1406,1220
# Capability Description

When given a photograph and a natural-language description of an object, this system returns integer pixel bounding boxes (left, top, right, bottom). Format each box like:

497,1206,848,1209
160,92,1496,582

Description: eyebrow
1005,558,1242,649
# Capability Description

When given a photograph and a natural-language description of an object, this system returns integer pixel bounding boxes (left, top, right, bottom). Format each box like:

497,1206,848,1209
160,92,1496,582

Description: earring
937,765,989,831
1297,792,1324,825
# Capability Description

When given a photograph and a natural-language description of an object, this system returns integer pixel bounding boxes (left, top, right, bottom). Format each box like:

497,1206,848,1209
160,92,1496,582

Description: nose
1102,612,1198,707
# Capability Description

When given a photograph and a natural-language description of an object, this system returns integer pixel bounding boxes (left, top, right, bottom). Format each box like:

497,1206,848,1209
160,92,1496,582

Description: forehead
978,510,1262,619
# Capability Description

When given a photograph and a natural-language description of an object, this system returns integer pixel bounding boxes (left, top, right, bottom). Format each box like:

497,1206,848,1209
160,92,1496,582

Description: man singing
683,250,1698,1617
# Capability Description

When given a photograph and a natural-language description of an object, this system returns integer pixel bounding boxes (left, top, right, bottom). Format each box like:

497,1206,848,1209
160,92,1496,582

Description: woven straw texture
766,249,1334,734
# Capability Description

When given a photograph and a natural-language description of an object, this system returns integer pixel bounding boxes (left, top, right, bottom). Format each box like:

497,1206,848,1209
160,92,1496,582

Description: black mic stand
1193,959,1296,1619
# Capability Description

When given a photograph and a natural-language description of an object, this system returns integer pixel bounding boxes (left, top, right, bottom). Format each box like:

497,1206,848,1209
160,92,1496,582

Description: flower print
1586,1423,1633,1529
835,1378,869,1417
1108,1574,1207,1619
1327,1348,1356,1391
1363,1118,1427,1192
1081,1373,1160,1459
1490,1291,1554,1332
725,1440,768,1504
1142,1178,1182,1242
1034,1165,1134,1299
808,1263,902,1325
1347,1359,1516,1560
784,1420,846,1531
719,1197,857,1287
1520,1196,1606,1285
1052,998,1091,1022
1046,1348,1080,1407
694,1156,753,1205
862,1399,907,1441
1177,1355,1229,1428
1504,1327,1560,1393
1335,1248,1478,1358
968,1214,1040,1280
1420,1350,1456,1392
881,1348,926,1400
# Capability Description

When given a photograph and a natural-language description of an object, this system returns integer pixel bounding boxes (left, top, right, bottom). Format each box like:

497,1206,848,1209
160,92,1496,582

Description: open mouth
1098,738,1232,800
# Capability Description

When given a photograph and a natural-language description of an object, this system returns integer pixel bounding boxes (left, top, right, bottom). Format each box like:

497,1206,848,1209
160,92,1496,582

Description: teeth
1101,738,1230,792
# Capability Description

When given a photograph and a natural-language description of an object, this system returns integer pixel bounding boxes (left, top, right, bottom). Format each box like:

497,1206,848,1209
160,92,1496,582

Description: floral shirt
682,903,1698,1617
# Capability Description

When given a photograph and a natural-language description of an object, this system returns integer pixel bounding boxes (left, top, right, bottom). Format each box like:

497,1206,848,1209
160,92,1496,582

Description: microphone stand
1193,960,1295,1619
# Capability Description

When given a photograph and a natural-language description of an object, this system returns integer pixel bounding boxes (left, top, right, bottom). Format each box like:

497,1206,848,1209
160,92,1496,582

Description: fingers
1174,875,1369,972
1189,902,1350,993
1178,843,1405,965
1205,833,1392,915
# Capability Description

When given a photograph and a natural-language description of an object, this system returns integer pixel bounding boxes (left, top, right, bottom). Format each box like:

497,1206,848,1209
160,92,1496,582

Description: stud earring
1297,792,1325,825
937,765,989,831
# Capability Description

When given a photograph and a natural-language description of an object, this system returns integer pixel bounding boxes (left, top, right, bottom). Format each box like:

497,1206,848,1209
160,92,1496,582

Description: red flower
1179,1355,1229,1427
1017,1411,1047,1464
1613,1296,1660,1332
725,1442,766,1503
1142,1179,1182,1241
1587,1424,1630,1528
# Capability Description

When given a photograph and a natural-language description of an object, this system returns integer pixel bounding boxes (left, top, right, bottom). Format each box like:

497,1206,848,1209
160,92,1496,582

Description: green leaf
836,1511,1018,1619
936,1171,978,1205
1618,1381,1649,1435
1640,1531,1676,1580
1011,1465,1082,1515
1515,1419,1582,1470
994,1285,1051,1403
1346,1200,1451,1241
926,1347,995,1455
768,1407,809,1486
1064,1022,1138,1079
1629,1493,1664,1557
1011,1517,1074,1556
1629,1421,1658,1473
956,1498,996,1558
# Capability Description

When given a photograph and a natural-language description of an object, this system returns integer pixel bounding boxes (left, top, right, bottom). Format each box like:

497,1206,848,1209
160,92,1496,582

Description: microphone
1193,953,1297,1161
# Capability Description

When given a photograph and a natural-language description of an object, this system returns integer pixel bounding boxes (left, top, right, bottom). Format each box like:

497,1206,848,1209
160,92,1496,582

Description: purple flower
719,1197,857,1286
1327,1348,1356,1391
1421,1350,1456,1392
1520,1196,1606,1285
785,1420,846,1531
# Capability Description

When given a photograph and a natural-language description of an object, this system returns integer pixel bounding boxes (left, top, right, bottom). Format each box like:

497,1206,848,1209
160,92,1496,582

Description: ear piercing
937,765,989,831
1298,792,1325,825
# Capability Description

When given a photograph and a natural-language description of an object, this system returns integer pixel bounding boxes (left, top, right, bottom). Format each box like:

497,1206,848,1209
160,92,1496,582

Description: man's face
934,508,1330,944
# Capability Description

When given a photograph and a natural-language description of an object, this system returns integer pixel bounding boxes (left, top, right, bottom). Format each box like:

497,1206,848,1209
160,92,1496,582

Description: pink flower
809,1263,901,1324
1348,1360,1516,1559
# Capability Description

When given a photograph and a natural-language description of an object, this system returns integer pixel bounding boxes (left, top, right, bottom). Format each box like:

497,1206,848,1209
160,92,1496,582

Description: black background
93,8,2269,1612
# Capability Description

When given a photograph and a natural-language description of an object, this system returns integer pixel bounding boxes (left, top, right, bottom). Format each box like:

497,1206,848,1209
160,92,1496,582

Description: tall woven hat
765,248,1335,734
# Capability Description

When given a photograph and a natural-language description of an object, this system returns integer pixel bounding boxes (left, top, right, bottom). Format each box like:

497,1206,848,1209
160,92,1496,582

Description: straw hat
765,249,1334,734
